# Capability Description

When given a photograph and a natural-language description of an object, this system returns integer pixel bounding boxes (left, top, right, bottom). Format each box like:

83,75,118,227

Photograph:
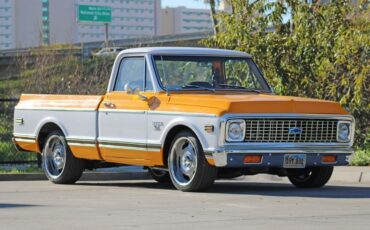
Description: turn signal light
322,155,337,163
244,155,262,164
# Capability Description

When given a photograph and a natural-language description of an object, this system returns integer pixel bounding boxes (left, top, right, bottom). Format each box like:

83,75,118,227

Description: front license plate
283,154,306,168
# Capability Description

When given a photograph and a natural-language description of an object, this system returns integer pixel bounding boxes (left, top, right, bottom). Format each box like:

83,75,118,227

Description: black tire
288,167,334,188
168,130,217,192
148,168,171,183
42,130,85,184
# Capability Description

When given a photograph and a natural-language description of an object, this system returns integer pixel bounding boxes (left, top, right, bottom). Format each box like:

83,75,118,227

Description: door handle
103,102,116,108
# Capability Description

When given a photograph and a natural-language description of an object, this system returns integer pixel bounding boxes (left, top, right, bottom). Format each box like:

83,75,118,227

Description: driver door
98,56,151,165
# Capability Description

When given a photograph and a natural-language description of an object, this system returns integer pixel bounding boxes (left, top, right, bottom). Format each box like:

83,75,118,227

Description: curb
1,167,369,184
330,166,370,184
239,166,370,184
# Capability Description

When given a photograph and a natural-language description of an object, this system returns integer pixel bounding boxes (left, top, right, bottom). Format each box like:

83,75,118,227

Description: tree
205,0,220,34
203,0,370,148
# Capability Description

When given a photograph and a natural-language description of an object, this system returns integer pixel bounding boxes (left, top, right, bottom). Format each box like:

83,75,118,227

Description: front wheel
42,130,85,184
288,167,333,188
168,130,217,192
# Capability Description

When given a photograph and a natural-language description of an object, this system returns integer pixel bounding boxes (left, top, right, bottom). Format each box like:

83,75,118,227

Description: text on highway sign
78,5,112,23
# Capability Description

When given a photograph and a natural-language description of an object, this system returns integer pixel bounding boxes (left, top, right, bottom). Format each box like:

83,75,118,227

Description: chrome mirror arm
125,84,148,101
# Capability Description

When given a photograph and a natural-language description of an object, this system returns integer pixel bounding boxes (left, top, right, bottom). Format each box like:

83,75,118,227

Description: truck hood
166,93,347,116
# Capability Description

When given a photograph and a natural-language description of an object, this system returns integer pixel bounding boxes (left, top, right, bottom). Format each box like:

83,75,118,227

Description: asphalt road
1,178,370,230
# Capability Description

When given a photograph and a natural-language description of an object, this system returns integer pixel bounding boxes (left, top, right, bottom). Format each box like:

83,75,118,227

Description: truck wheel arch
36,120,68,152
161,124,207,166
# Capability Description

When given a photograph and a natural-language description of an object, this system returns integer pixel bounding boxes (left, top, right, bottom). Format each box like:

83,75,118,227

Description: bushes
16,51,114,96
351,138,370,166
351,149,370,166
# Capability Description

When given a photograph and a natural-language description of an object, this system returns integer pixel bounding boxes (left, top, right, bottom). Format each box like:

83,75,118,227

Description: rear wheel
42,130,85,184
148,168,170,183
168,130,217,192
288,167,333,188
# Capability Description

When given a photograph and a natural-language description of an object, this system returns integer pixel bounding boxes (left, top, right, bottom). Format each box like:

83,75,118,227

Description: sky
161,0,209,9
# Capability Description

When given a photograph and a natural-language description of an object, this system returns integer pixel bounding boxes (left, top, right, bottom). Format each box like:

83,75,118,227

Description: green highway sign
78,5,112,23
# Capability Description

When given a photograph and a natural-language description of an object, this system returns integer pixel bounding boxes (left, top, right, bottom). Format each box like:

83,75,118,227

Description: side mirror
124,84,134,94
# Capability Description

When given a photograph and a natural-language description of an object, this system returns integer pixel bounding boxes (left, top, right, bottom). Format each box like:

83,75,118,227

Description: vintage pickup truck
13,47,355,191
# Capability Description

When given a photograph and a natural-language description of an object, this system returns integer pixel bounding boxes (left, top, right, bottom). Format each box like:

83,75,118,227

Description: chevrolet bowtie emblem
289,127,303,135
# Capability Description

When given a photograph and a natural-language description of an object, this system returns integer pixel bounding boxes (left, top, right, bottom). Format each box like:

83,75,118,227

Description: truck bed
13,94,103,159
15,94,103,111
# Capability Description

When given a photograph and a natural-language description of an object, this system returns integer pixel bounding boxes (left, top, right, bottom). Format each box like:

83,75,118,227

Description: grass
0,77,24,98
0,144,37,161
0,166,42,174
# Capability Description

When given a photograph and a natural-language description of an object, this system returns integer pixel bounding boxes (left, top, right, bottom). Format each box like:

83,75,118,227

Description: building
0,0,42,50
74,0,160,43
44,0,160,45
0,0,217,50
158,6,213,35
0,0,160,50
0,0,15,49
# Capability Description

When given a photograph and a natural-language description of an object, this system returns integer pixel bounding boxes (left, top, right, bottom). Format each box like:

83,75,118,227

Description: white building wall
14,0,42,49
0,0,41,50
49,0,76,45
159,7,212,35
176,7,212,34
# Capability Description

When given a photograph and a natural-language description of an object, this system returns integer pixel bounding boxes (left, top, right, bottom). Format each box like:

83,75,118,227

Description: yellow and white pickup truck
13,47,355,191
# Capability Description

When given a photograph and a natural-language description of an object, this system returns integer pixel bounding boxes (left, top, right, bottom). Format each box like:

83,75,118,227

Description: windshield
153,55,270,92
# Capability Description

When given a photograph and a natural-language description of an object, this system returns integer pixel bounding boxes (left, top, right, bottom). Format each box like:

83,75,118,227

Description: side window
114,57,145,91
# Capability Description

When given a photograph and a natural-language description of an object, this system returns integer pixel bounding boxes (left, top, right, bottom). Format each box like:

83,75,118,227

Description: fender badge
153,122,164,131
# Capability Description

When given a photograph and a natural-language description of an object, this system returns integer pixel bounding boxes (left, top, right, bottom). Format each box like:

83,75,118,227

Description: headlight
226,119,245,142
337,121,351,142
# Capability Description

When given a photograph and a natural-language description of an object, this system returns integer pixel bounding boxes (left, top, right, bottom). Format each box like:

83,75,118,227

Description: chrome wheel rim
169,137,198,186
43,135,66,179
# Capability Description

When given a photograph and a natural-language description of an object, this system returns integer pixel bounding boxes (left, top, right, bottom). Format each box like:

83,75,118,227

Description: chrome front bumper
205,146,354,167
208,113,355,168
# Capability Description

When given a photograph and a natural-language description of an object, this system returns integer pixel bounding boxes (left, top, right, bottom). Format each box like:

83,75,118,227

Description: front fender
159,116,218,150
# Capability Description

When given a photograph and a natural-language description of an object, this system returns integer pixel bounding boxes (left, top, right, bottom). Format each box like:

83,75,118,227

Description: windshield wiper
218,84,262,93
218,84,246,89
182,84,215,92
243,89,262,93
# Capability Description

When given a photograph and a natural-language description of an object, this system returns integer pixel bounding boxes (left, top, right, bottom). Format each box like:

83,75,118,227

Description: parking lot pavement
1,179,370,230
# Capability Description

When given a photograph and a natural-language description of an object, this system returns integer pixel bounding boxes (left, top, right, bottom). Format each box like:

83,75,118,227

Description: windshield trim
151,54,272,93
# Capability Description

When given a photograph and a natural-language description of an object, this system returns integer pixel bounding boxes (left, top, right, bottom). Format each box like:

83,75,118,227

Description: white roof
120,47,252,58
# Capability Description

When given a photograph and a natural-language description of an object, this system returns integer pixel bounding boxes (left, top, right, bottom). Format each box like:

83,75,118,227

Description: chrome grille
244,119,338,143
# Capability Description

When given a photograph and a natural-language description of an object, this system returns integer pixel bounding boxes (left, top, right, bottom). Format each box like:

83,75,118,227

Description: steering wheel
225,77,243,86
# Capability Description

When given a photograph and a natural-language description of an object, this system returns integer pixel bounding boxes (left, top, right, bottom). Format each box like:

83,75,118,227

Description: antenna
160,55,170,96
